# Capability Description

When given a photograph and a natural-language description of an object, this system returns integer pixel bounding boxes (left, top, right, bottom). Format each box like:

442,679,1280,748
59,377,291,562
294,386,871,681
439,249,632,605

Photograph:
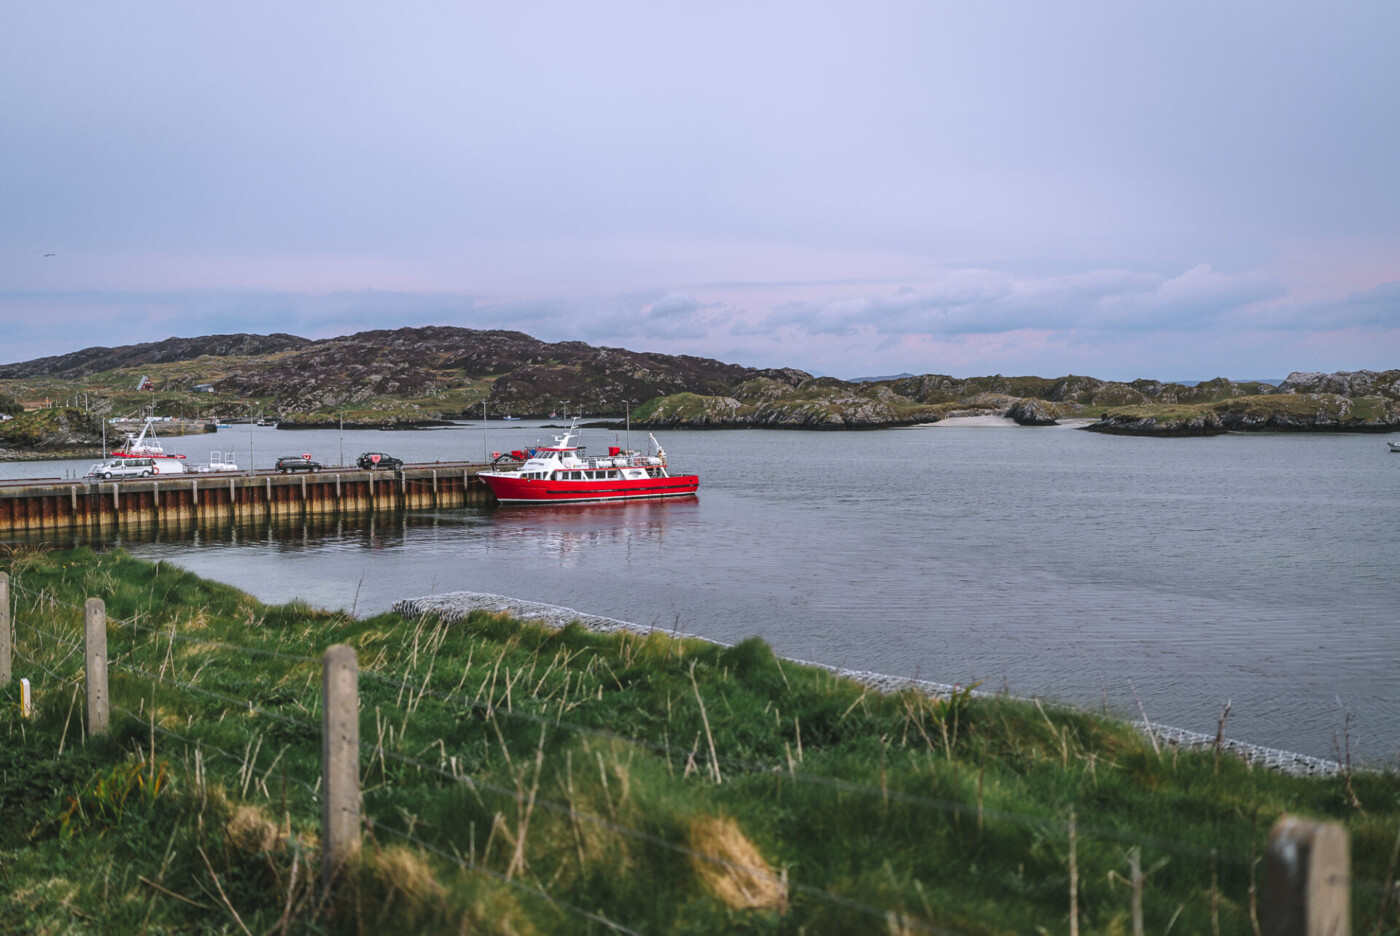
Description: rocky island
1,328,1396,450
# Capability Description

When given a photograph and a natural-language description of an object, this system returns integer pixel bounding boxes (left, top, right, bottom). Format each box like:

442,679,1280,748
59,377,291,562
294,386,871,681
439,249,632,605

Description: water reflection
5,495,700,560
485,498,698,562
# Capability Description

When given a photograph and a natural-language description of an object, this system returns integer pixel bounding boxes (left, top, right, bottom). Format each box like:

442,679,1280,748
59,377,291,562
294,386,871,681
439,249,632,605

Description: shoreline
0,446,103,462
394,590,1347,778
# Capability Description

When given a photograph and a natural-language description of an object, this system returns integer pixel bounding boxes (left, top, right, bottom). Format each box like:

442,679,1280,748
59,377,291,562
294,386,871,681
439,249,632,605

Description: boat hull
479,473,699,504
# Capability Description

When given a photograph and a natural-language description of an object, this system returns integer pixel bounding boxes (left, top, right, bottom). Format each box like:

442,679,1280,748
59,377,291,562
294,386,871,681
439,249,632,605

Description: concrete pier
0,464,496,534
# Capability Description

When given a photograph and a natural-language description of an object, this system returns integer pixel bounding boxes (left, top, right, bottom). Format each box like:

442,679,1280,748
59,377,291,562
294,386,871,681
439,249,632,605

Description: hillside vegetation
1,327,1396,435
0,407,105,458
3,547,1400,934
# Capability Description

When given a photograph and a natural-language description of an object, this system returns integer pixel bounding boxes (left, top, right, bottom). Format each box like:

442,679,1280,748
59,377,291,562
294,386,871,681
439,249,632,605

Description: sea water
5,421,1397,761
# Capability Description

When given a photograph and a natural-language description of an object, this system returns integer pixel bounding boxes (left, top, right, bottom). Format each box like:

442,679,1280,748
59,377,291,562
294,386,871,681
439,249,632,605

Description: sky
2,2,1397,381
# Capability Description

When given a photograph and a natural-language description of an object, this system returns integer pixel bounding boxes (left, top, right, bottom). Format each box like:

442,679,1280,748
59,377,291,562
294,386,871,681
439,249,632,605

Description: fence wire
110,701,321,802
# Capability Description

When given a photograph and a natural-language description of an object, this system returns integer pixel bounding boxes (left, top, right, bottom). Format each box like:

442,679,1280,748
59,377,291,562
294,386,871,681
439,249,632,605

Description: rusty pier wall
0,465,496,534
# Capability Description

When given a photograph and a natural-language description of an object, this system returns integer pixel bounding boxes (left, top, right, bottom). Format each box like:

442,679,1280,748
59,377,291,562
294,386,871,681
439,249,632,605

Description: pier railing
0,568,1381,935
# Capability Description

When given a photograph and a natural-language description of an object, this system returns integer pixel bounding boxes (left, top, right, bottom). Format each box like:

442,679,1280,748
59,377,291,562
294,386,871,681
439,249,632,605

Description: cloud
1246,280,1400,331
761,265,1284,337
479,290,730,344
0,286,737,362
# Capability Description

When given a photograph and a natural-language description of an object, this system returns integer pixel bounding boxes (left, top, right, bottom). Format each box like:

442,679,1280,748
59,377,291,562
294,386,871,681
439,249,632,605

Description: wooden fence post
322,643,361,891
1263,816,1349,936
0,571,10,688
85,597,109,736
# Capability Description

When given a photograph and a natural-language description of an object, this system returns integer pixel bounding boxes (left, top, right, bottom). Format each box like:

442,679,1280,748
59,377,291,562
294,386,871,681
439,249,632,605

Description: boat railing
577,454,664,470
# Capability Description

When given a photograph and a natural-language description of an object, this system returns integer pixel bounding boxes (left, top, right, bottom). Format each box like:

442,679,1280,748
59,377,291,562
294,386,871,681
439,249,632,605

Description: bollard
0,571,10,688
322,643,361,891
85,598,109,736
19,677,31,718
1263,816,1349,936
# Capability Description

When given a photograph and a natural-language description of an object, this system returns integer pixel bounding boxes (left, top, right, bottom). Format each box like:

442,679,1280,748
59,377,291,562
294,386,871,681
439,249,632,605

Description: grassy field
3,546,1399,934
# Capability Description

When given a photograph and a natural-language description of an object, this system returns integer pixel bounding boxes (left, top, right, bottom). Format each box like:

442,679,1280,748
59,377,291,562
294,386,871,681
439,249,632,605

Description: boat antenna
482,398,488,465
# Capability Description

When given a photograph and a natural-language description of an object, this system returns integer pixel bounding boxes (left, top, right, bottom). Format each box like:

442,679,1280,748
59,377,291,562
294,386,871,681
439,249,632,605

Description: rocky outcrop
0,407,108,458
1006,399,1061,426
1084,388,1400,436
1085,412,1226,436
636,379,945,429
1273,369,1400,399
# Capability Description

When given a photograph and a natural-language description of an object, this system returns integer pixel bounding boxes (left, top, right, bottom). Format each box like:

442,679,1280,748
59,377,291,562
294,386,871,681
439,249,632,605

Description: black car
357,451,403,471
275,455,323,472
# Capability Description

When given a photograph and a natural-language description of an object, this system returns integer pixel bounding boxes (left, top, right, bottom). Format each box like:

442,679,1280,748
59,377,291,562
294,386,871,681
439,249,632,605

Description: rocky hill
1,329,1394,436
0,327,812,426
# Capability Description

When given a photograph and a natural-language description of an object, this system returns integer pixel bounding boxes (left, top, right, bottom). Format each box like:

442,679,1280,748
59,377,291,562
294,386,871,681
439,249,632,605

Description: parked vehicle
357,451,403,471
276,455,323,473
85,457,162,480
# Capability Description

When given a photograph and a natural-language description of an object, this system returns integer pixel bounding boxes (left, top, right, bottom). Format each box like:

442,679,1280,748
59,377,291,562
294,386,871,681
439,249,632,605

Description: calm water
6,422,1399,761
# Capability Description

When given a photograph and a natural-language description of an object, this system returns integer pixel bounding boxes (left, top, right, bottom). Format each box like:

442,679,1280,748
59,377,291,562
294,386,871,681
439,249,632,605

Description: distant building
192,383,216,393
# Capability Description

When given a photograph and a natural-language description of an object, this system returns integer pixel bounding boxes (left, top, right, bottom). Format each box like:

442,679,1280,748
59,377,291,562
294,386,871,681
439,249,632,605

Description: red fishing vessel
477,419,698,504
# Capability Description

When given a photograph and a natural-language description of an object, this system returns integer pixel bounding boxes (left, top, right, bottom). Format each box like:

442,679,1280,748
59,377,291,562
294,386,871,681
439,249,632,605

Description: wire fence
1,570,1390,935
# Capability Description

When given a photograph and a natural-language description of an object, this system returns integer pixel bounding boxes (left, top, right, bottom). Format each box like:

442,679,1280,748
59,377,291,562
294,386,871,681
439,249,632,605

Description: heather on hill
1,328,1395,436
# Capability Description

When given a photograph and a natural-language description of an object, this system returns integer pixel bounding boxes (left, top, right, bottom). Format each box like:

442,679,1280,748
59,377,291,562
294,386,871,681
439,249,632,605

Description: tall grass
3,545,1399,934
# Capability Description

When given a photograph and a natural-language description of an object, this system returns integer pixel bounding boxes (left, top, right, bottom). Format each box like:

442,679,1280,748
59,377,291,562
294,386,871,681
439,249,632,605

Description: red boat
478,419,698,504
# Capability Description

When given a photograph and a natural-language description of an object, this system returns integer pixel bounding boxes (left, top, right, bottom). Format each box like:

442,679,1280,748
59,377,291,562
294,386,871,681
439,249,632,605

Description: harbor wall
0,464,496,534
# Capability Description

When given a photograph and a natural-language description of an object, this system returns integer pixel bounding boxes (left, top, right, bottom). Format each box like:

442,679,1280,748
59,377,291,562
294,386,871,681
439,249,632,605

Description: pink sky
3,3,1397,380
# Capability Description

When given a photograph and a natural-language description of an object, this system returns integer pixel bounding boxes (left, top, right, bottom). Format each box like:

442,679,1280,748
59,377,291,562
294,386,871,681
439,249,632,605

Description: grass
3,545,1400,934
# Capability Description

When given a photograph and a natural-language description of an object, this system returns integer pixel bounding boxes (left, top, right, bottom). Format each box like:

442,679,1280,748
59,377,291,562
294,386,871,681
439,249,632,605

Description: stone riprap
393,590,1345,778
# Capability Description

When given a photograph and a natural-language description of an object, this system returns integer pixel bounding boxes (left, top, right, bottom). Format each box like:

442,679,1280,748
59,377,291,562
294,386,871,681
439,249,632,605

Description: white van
85,457,159,480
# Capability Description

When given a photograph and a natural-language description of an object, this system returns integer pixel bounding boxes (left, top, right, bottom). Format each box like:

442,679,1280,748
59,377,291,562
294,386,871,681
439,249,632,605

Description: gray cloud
1242,280,1400,331
762,265,1285,338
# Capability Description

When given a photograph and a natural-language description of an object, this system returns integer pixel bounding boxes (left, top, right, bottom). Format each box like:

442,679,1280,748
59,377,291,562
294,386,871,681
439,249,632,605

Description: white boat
478,418,698,504
106,418,191,475
89,419,242,475
1388,441,1400,452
